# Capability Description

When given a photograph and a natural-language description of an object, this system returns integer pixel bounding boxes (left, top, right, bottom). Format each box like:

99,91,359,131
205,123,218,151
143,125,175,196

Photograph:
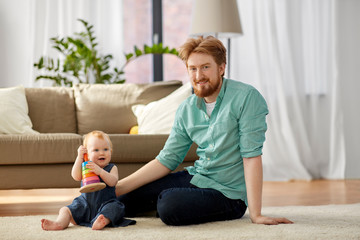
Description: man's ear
219,63,226,76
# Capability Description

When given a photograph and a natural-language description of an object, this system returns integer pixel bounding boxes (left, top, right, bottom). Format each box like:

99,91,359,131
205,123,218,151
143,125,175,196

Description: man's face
187,52,225,103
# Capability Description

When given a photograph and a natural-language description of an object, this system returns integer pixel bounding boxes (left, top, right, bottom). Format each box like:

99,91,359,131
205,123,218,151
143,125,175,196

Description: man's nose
196,69,203,80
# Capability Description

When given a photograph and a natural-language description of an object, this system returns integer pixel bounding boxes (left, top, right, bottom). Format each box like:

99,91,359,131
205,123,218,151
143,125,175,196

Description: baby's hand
77,145,87,160
86,161,102,175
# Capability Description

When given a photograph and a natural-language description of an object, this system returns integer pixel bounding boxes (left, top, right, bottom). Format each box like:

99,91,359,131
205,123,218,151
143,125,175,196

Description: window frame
152,0,163,82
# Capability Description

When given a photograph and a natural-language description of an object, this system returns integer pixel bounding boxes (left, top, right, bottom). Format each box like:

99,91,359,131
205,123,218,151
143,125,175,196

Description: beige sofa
0,81,197,190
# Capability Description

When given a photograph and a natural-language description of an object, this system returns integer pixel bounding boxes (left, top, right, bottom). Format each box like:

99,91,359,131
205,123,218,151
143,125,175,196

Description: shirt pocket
212,117,240,153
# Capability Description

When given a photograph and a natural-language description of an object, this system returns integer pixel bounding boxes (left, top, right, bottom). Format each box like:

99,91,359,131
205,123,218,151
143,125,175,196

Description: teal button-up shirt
156,78,268,204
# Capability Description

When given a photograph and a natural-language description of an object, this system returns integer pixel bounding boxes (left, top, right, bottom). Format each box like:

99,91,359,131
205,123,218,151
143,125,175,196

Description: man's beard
193,77,221,98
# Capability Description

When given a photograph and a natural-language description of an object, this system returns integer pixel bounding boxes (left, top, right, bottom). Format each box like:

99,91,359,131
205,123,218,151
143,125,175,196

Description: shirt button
207,157,210,161
209,144,213,148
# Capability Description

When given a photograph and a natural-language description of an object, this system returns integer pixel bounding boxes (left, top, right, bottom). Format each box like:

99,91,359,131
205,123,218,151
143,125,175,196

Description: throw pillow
0,86,39,134
132,82,192,134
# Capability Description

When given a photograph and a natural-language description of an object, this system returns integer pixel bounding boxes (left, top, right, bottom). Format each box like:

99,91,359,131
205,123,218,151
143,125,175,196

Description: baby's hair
83,130,113,150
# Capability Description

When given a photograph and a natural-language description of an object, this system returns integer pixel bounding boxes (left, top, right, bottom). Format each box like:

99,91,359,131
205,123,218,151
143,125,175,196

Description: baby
41,130,134,230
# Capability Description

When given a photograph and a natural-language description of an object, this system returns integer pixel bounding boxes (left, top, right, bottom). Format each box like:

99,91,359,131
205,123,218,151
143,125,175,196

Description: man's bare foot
41,219,65,231
92,214,110,230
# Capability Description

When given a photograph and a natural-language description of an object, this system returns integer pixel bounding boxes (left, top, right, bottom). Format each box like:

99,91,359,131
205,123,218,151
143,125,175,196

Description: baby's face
86,136,111,168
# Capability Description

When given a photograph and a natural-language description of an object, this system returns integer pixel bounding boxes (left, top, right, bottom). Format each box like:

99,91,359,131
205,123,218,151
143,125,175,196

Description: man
116,36,293,226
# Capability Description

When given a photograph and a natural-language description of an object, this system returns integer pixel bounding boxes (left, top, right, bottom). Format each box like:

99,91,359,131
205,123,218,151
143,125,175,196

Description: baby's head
83,130,112,167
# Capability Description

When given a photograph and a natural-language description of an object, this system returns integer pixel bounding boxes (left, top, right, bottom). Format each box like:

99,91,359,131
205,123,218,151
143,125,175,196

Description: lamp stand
227,38,231,79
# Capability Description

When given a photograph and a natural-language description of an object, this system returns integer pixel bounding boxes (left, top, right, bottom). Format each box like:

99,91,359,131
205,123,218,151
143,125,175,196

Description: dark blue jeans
117,170,247,226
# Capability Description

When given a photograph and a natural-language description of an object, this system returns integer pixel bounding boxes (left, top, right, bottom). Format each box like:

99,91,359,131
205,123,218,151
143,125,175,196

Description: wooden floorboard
0,180,359,216
262,179,360,206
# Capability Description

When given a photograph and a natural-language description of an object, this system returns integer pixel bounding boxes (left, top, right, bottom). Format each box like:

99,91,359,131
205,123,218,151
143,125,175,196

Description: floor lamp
190,0,242,79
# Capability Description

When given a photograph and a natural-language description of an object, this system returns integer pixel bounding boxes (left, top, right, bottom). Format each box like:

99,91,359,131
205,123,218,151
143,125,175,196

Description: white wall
337,0,360,179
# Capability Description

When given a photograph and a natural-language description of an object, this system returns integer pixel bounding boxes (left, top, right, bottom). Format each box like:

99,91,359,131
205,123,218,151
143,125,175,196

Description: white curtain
0,0,123,87
233,0,346,180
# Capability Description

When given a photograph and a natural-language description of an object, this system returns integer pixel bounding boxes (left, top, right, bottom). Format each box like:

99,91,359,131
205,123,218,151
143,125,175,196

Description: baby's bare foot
92,214,110,230
41,219,65,231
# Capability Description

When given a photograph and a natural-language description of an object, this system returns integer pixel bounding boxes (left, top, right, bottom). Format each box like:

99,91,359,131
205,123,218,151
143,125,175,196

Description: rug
1,204,359,240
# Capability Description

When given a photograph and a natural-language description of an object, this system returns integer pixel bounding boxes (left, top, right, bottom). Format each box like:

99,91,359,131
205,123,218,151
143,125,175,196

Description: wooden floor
0,180,359,217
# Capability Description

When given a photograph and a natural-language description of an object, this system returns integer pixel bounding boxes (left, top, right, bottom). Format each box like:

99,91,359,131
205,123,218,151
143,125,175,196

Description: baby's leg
41,207,73,231
92,214,110,230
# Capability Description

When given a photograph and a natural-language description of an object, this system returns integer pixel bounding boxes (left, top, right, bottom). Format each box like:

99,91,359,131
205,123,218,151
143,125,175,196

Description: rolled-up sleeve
238,89,268,158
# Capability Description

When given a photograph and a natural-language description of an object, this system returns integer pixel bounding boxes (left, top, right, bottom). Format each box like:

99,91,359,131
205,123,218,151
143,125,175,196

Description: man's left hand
251,215,294,225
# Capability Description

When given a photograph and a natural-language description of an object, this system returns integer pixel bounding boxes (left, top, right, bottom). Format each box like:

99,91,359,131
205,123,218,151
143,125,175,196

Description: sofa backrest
25,87,77,133
25,80,182,134
74,80,182,134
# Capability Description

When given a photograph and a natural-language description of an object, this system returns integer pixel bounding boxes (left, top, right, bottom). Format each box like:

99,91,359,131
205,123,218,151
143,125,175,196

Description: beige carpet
1,204,359,240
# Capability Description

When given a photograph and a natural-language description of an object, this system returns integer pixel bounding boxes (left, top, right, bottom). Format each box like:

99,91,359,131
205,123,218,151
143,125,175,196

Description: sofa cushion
0,133,197,166
74,80,183,135
25,87,77,133
0,133,82,165
109,134,198,163
0,85,39,135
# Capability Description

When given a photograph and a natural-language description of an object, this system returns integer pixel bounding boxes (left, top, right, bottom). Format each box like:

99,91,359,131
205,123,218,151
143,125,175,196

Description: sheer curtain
0,0,123,87
233,0,345,180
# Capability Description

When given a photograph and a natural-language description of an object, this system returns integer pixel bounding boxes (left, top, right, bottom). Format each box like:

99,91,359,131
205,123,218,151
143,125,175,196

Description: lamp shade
190,0,242,38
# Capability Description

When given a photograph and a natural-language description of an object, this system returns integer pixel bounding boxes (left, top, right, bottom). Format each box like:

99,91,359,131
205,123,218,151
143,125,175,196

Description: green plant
34,19,180,87
34,19,125,86
124,42,179,64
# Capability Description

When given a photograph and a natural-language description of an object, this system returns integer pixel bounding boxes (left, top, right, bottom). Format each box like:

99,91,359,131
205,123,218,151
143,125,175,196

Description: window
163,0,192,83
123,0,153,83
123,0,192,83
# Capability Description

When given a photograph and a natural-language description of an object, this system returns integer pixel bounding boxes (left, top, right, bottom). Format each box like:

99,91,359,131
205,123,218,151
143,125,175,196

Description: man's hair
178,36,227,67
83,130,113,150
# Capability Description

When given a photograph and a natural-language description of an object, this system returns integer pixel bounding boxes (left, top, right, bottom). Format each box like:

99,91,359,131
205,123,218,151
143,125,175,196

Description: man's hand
243,156,294,225
251,215,294,225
